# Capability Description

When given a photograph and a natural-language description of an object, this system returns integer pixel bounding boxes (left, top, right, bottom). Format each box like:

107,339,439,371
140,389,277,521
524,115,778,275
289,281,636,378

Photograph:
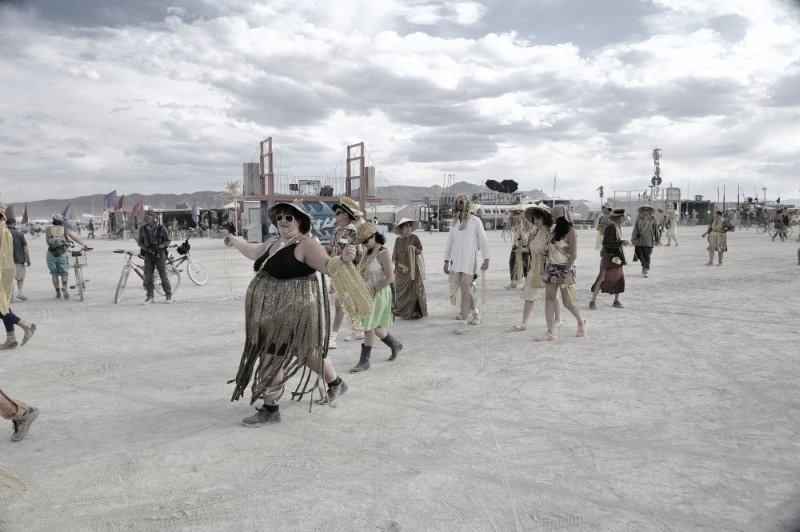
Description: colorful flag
61,202,75,220
131,199,144,218
115,194,125,211
103,189,117,210
4,205,14,220
21,205,28,225
191,199,199,224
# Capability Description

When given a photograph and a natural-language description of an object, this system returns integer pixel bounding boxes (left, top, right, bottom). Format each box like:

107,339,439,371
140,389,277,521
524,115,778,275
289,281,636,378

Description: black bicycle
167,238,208,285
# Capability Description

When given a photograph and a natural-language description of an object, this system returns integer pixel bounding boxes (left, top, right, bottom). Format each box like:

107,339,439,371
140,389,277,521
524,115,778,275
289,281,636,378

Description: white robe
443,215,491,274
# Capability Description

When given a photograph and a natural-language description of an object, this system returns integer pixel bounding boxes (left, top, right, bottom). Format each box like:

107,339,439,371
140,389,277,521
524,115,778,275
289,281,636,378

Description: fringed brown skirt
592,256,625,295
230,270,329,404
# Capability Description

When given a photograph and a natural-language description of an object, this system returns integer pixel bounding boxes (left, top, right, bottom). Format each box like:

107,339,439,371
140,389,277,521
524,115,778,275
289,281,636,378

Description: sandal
576,320,588,337
512,323,527,331
612,301,623,308
535,331,557,342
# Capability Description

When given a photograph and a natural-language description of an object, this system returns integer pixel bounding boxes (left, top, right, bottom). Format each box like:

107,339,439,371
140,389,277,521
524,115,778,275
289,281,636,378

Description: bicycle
113,249,181,304
167,238,208,285
68,245,92,302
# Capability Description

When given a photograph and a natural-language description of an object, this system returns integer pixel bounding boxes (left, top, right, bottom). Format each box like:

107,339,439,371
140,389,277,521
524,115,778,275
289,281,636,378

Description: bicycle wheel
115,267,131,304
756,223,766,234
768,227,778,238
186,259,208,285
75,267,85,302
155,265,180,295
785,226,793,238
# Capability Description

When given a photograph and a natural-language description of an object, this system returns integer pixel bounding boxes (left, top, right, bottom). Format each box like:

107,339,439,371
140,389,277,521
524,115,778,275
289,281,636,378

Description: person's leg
51,274,61,298
560,286,583,325
375,325,403,361
1,312,17,348
515,300,534,329
589,269,605,305
154,253,172,298
718,251,724,265
543,284,557,333
351,329,374,372
143,255,156,300
458,273,472,321
707,248,714,265
0,388,37,442
60,273,70,299
330,300,344,347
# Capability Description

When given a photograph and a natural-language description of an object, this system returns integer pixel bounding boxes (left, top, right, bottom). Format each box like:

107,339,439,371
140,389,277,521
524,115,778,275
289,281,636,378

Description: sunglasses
275,214,296,222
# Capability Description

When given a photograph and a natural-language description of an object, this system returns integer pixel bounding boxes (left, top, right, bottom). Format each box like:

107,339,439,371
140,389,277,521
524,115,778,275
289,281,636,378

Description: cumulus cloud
0,0,799,202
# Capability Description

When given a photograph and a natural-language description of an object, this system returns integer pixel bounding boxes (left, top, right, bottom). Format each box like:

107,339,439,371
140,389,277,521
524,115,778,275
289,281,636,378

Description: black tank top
253,242,315,279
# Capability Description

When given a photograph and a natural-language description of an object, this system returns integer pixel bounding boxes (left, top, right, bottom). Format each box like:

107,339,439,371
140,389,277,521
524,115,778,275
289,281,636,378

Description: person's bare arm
299,239,356,274
224,235,271,261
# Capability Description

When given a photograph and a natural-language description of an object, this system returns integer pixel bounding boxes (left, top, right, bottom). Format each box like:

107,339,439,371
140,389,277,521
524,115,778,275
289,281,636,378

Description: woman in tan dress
392,218,427,320
514,204,559,331
701,210,732,265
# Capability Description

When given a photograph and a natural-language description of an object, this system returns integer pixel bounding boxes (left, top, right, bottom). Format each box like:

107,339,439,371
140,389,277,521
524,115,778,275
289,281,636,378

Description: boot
381,333,403,361
349,344,371,373
0,333,18,350
20,322,37,346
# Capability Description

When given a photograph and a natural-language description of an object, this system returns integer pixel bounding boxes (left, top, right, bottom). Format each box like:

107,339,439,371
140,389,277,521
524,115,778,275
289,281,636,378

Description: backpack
47,230,70,257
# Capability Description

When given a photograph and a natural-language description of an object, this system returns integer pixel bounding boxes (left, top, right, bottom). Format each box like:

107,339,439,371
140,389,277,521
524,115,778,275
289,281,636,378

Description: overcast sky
2,0,799,204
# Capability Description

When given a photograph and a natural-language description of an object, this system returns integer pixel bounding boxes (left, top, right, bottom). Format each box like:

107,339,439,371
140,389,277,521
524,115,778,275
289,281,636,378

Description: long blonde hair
453,193,476,230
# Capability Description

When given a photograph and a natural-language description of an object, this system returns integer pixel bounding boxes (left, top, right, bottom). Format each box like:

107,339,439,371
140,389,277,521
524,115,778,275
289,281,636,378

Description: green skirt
361,286,393,331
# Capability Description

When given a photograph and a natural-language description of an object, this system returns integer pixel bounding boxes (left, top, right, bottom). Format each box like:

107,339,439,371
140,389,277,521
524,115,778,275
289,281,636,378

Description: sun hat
638,205,654,212
331,196,364,220
524,203,552,223
354,222,378,244
0,203,6,218
610,208,626,218
269,200,312,234
393,218,420,235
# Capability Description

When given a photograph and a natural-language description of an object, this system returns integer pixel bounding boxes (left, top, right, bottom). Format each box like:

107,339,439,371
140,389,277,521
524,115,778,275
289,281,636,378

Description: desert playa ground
2,225,799,531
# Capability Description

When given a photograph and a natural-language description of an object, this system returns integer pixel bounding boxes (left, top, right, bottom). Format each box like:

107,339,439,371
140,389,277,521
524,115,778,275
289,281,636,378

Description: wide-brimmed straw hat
331,196,364,220
638,205,654,212
611,208,626,218
269,200,312,234
524,203,551,223
393,217,420,234
354,222,377,244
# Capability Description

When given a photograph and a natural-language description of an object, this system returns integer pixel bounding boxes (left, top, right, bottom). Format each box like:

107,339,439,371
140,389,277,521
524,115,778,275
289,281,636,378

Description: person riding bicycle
134,209,172,304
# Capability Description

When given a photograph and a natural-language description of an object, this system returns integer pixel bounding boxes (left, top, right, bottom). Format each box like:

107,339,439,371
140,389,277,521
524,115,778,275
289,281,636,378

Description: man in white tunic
444,194,491,334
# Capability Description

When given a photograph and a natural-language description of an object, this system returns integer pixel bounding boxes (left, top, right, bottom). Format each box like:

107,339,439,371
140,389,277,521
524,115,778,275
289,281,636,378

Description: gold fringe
417,254,426,281
408,248,416,281
328,257,374,319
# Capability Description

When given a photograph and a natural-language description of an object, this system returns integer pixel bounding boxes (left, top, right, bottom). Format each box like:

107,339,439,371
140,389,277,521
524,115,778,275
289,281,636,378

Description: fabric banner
103,189,117,210
61,202,75,220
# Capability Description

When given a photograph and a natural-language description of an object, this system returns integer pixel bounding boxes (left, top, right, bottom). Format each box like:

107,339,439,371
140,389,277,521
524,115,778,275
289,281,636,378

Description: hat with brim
0,203,6,218
611,208,626,218
393,218,420,235
638,205,654,212
144,209,157,218
269,200,312,234
354,222,377,244
331,196,364,220
524,203,551,223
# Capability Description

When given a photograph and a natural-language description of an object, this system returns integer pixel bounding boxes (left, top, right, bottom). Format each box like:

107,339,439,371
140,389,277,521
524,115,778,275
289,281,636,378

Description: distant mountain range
7,182,553,220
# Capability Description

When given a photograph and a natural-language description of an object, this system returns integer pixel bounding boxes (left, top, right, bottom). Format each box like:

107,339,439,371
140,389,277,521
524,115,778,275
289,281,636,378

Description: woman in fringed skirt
224,200,368,427
589,209,630,309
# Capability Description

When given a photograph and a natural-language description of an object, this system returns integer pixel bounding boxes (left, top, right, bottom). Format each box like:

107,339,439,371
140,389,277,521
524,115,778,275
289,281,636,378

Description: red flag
131,199,144,218
21,205,28,225
115,194,125,211
4,205,14,220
